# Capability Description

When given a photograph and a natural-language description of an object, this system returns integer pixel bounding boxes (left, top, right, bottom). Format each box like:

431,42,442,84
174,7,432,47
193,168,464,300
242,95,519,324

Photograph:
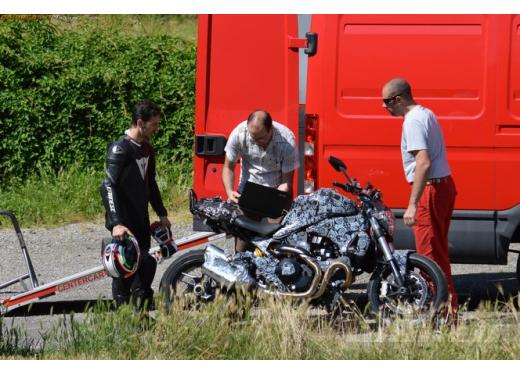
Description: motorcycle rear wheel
366,253,448,318
159,248,215,310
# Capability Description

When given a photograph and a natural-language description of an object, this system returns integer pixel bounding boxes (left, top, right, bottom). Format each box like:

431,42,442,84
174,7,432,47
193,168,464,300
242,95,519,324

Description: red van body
193,14,520,265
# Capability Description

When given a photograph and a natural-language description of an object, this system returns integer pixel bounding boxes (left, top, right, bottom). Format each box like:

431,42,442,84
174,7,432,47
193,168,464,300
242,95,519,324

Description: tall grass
2,295,519,359
0,164,104,227
0,161,193,228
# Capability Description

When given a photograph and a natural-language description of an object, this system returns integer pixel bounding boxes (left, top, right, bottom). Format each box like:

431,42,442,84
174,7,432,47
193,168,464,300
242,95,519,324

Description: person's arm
222,156,241,203
403,149,431,226
278,131,299,194
277,170,294,193
99,141,133,240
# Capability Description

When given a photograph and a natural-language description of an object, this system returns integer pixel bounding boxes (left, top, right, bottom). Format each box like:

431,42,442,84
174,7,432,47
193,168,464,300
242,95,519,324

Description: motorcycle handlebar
333,181,364,196
332,181,350,192
329,157,381,201
333,181,377,201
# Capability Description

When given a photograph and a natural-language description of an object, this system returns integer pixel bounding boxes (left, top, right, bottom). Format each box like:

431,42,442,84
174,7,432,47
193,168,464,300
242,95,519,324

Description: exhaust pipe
311,258,353,300
201,244,255,290
263,246,323,299
202,244,352,300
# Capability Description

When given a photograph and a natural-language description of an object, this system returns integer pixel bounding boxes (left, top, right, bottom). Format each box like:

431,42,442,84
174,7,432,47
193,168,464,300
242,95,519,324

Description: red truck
192,14,520,278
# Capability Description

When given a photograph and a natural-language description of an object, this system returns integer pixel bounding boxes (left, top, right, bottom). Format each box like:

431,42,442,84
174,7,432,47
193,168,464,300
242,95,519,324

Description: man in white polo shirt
222,109,299,250
382,78,458,314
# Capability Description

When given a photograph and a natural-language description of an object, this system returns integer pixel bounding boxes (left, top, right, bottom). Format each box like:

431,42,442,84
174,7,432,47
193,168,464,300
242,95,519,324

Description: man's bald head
381,78,416,117
247,110,273,148
382,77,413,101
247,110,273,131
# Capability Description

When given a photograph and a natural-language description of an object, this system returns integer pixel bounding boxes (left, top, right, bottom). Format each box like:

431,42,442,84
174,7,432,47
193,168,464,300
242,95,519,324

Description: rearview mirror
328,156,347,172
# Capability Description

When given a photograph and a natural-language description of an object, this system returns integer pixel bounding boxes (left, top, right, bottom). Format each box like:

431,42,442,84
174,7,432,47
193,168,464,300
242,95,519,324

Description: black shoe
131,290,155,312
113,294,131,309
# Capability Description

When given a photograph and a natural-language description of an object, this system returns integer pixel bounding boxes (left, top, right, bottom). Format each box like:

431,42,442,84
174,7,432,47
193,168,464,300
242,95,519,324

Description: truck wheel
516,254,520,286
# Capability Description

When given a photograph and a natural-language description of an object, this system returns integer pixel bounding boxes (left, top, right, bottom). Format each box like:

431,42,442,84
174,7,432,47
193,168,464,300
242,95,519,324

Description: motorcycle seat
234,215,282,236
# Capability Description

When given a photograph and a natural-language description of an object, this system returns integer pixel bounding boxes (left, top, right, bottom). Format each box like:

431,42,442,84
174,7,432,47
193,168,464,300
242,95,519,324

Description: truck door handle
304,32,318,56
497,125,520,135
288,32,318,56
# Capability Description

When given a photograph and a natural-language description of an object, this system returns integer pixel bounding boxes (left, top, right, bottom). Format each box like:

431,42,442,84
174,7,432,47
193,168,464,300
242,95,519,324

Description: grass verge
0,161,193,229
1,295,520,359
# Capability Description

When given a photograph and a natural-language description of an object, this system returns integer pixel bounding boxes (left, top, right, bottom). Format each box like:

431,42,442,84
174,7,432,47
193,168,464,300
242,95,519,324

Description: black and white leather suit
99,135,168,308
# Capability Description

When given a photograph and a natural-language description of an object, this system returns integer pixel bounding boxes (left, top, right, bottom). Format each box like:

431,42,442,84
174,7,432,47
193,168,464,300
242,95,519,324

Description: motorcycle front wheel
159,248,217,310
366,253,448,318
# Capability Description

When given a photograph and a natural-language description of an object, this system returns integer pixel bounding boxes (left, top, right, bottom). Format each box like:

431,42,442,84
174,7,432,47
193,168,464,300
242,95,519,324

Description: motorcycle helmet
150,221,177,259
101,235,141,278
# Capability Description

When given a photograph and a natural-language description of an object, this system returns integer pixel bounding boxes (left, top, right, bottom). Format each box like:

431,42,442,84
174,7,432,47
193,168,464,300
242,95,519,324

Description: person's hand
227,190,241,203
277,183,290,192
112,224,133,241
159,216,171,229
403,204,417,227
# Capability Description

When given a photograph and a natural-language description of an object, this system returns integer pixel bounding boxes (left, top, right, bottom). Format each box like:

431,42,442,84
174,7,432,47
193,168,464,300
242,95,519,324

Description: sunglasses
382,93,402,105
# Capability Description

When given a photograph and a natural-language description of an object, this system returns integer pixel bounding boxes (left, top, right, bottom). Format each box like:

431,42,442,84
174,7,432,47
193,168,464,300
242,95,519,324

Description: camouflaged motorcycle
160,156,448,316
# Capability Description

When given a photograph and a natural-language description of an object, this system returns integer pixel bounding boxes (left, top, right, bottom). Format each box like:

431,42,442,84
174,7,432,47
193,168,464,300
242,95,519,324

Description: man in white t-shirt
222,109,299,202
381,77,458,315
222,109,299,250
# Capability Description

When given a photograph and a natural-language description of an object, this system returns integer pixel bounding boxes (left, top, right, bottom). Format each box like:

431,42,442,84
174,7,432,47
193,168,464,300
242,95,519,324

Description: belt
425,176,450,185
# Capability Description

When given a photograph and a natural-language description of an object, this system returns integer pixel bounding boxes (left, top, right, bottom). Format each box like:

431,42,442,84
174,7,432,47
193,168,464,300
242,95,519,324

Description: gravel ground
0,222,232,303
0,222,519,350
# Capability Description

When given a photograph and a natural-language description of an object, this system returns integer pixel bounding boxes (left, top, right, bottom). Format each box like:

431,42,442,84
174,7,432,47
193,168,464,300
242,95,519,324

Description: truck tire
517,253,520,286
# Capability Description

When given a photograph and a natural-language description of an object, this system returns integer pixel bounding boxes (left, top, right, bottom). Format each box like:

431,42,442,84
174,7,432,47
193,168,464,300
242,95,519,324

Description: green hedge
0,19,196,184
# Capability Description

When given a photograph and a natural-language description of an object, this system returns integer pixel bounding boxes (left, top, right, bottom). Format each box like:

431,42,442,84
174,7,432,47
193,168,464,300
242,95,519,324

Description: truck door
193,15,300,202
494,15,520,262
306,15,498,263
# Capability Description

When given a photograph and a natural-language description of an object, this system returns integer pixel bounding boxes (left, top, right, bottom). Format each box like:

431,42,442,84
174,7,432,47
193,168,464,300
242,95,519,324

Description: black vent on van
195,135,227,156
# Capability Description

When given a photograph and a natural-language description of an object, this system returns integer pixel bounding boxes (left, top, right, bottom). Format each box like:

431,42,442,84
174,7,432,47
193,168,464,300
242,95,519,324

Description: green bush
0,18,196,184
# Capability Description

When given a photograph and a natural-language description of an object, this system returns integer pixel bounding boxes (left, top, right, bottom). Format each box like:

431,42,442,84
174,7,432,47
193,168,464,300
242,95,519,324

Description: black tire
516,254,520,286
366,253,449,318
159,248,212,309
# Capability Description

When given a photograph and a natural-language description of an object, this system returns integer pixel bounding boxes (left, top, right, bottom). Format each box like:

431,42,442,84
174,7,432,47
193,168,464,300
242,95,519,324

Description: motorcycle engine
234,252,314,293
308,235,340,260
275,257,313,292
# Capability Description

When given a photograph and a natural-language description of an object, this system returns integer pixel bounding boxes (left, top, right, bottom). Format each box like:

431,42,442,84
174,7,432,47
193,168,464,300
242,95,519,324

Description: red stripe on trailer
177,235,214,251
1,232,224,314
2,286,57,307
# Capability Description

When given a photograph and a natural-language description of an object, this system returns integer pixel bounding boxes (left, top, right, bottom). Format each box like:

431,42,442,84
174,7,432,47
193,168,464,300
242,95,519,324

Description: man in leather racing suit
100,100,171,309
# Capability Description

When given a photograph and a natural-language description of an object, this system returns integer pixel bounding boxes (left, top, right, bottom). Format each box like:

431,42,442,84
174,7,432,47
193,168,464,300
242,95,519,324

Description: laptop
238,181,292,218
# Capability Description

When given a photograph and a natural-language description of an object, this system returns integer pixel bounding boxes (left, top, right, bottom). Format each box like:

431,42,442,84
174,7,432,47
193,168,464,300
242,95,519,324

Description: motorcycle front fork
376,237,405,287
369,217,406,287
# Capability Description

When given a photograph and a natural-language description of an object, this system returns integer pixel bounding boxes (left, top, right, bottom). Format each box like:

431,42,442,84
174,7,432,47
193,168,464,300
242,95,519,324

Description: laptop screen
238,181,292,218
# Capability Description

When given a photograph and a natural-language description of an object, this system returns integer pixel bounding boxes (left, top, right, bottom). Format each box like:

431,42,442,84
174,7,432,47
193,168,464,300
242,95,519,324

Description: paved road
0,222,519,349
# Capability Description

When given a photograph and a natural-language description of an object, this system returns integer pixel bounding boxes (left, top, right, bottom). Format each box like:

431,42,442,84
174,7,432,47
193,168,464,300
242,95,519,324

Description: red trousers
413,175,458,308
